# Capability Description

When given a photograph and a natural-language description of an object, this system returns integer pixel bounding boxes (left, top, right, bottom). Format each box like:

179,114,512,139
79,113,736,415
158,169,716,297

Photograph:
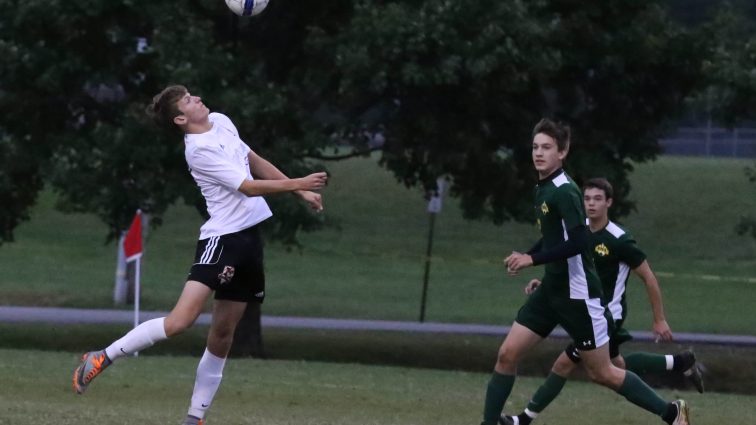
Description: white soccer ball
225,0,269,16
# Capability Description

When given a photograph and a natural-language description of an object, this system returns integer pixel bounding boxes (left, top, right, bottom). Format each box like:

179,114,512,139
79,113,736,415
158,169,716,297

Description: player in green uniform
501,177,703,425
481,119,690,425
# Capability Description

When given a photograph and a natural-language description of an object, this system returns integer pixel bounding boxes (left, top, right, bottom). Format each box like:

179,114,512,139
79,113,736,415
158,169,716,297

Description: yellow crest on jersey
540,202,549,215
595,243,609,257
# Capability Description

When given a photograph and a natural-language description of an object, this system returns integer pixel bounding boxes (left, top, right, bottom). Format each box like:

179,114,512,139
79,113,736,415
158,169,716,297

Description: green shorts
515,282,610,350
609,321,633,358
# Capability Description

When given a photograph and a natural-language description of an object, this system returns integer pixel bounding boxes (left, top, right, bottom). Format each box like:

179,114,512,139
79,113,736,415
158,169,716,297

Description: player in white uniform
72,85,327,425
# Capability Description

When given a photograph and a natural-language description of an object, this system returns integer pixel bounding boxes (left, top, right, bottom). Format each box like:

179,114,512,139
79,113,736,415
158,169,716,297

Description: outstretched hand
298,190,323,212
299,172,328,191
504,251,533,276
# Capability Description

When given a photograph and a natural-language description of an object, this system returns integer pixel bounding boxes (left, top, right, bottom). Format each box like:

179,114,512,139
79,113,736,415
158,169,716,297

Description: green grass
3,323,756,395
0,156,755,334
1,347,752,425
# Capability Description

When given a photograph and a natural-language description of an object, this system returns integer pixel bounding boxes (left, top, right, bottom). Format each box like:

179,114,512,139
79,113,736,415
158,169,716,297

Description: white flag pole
133,257,141,357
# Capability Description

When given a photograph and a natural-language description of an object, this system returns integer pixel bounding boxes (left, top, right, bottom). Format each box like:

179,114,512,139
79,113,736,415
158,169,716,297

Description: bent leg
483,323,543,425
582,345,673,421
104,281,211,361
164,281,214,337
523,351,577,419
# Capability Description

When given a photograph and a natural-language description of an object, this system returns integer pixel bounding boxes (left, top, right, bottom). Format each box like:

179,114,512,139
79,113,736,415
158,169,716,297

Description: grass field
3,323,756,394
0,348,752,425
0,155,754,334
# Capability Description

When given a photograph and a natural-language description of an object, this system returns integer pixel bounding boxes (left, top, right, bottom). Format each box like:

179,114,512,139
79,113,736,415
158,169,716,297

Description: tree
0,0,334,244
0,0,342,356
0,0,719,354
315,0,708,222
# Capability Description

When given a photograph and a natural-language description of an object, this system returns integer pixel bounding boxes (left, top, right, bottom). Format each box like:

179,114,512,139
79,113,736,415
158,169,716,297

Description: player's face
532,133,567,178
174,92,209,126
583,187,612,220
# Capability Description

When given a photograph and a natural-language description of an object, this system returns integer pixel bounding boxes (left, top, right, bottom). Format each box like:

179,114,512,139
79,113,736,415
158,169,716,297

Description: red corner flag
123,210,143,262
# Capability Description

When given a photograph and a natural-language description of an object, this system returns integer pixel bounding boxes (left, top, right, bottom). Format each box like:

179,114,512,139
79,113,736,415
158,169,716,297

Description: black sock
516,413,532,425
661,402,677,424
672,354,684,372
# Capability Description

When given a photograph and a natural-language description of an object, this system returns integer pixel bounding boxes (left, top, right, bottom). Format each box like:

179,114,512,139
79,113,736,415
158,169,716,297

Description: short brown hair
145,85,188,131
532,118,570,151
583,177,614,200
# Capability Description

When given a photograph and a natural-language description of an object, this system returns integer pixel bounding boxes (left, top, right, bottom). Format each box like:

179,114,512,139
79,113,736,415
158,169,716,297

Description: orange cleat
72,350,111,394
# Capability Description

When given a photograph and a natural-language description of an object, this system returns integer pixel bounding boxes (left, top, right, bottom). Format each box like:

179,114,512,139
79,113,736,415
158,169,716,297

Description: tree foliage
0,0,724,245
322,0,707,222
696,3,756,238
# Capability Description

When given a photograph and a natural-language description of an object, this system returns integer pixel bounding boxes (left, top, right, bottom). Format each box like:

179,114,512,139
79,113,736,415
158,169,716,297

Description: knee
611,355,626,369
552,356,576,377
586,367,621,388
208,323,237,346
495,347,519,372
211,327,235,344
164,316,193,337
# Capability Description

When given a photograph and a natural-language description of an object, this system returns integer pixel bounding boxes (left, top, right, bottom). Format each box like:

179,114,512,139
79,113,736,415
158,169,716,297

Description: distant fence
660,127,756,158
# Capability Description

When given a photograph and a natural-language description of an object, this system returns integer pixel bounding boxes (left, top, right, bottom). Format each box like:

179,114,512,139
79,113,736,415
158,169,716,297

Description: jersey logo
594,243,609,257
540,202,549,215
580,339,593,347
218,265,235,285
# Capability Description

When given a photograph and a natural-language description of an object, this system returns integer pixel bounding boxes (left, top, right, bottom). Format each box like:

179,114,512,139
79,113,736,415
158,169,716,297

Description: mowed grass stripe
0,348,752,425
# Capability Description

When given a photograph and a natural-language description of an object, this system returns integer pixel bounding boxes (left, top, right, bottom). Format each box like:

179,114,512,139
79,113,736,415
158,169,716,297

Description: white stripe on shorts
586,298,610,348
197,236,220,265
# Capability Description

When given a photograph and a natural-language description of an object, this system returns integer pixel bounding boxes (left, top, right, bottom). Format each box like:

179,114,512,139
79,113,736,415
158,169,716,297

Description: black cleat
676,350,705,393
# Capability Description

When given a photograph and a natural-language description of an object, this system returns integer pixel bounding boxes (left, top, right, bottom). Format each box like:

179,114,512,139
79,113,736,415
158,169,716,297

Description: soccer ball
225,0,269,16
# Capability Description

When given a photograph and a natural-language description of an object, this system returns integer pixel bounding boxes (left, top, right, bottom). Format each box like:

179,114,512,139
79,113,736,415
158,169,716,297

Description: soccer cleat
684,362,705,394
671,400,690,425
676,350,705,393
498,414,517,425
72,350,111,394
182,415,204,425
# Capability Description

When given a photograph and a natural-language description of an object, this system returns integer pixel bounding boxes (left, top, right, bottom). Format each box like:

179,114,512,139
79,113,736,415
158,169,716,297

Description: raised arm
632,260,673,342
247,151,290,180
242,151,326,211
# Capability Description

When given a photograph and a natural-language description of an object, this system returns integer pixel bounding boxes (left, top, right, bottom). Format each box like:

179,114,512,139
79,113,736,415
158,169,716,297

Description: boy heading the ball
72,85,327,425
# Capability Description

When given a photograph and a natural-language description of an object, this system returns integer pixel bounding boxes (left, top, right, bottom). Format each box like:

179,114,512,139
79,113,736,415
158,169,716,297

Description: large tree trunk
230,302,265,358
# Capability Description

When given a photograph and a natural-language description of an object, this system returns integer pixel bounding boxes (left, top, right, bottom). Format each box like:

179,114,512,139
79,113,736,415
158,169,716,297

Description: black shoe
498,415,516,425
675,350,705,393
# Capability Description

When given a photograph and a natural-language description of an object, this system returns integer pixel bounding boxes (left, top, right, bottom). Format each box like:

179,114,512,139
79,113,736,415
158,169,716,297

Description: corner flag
123,210,144,350
123,210,143,262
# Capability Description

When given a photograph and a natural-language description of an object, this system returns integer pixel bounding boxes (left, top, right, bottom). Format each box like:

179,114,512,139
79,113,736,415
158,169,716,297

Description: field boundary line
1,306,754,347
655,271,756,283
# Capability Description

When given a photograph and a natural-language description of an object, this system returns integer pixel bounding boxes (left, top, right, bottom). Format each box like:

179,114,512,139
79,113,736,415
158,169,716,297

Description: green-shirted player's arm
617,236,673,341
632,261,673,341
528,186,589,266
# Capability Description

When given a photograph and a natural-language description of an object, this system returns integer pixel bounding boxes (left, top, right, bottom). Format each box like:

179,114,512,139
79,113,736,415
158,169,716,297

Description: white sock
105,317,167,361
665,354,674,371
187,348,227,420
524,408,539,419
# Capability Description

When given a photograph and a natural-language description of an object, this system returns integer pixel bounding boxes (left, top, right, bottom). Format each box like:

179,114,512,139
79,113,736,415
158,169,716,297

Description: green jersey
534,170,603,300
589,220,647,322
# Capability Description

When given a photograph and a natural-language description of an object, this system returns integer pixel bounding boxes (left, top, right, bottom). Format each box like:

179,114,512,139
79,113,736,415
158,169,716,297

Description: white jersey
184,112,272,240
